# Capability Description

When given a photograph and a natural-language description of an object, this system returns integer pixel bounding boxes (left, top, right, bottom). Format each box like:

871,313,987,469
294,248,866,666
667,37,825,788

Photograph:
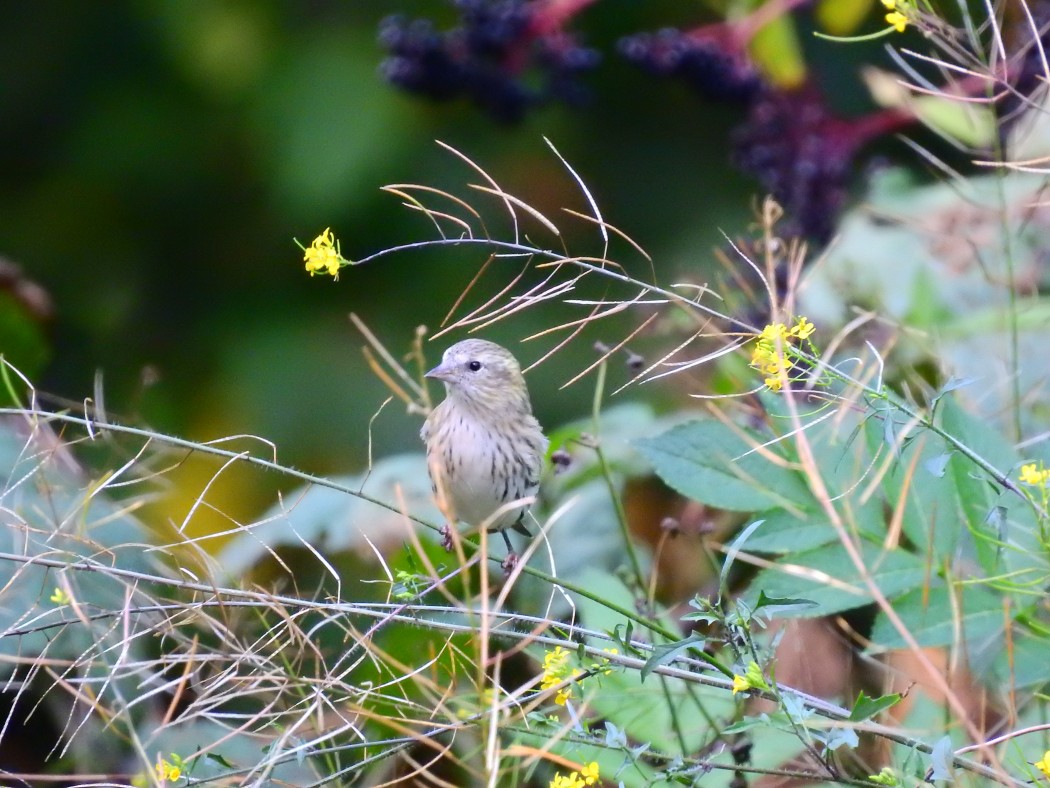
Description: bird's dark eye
467,360,482,372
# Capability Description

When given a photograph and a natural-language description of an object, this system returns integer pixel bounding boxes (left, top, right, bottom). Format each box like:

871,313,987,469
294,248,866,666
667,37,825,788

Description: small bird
421,339,547,569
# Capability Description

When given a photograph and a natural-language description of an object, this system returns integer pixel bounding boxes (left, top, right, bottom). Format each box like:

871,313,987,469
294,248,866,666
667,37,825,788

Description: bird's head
425,339,532,414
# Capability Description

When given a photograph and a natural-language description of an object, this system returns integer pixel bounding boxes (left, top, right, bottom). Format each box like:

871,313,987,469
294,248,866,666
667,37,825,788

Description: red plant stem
531,0,600,36
847,106,918,147
737,0,813,42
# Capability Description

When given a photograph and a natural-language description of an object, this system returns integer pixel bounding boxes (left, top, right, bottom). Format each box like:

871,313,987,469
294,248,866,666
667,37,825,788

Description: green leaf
994,629,1050,688
640,635,705,682
912,95,997,148
754,590,818,616
739,509,837,552
821,727,860,751
635,420,812,512
744,541,927,617
205,753,237,769
929,735,954,781
815,0,876,35
939,395,1020,475
923,451,952,478
940,396,1047,580
848,689,901,722
749,13,806,88
868,584,1003,652
864,420,964,561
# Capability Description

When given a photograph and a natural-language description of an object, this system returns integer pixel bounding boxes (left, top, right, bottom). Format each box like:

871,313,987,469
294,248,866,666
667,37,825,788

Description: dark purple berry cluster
378,0,599,123
377,2,915,246
618,27,761,104
731,88,850,243
732,87,908,243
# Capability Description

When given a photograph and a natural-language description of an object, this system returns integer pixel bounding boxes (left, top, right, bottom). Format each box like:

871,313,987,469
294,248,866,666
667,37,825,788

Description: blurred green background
0,1,895,534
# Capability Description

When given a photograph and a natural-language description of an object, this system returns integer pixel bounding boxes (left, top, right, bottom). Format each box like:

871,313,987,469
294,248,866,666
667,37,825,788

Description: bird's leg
499,529,519,573
440,524,454,552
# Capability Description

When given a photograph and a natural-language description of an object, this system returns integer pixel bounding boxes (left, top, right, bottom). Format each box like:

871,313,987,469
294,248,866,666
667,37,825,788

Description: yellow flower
541,647,571,690
744,660,769,690
302,227,345,280
750,318,816,391
733,662,770,694
761,323,789,342
155,754,182,782
881,0,914,31
1036,750,1050,779
789,316,815,340
580,761,600,785
1020,463,1050,487
49,587,71,605
868,766,899,785
885,10,908,32
544,646,570,670
764,355,793,375
550,773,585,788
550,764,598,788
540,646,583,705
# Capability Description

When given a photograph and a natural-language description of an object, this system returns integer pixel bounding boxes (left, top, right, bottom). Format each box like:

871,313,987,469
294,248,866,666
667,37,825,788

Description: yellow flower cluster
749,317,815,392
540,646,619,706
1020,463,1050,487
881,0,910,32
550,761,600,788
1036,750,1050,779
302,227,346,280
731,661,770,695
155,753,184,783
867,766,900,785
540,646,583,706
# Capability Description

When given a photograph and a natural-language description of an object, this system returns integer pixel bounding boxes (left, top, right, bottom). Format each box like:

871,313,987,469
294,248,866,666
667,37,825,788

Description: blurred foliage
5,2,1050,783
0,2,904,499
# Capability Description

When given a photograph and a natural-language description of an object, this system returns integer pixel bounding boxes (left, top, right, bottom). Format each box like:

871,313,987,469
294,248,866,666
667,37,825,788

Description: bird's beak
425,361,454,382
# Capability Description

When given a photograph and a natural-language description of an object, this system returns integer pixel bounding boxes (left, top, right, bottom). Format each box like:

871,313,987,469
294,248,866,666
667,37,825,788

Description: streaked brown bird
421,339,547,568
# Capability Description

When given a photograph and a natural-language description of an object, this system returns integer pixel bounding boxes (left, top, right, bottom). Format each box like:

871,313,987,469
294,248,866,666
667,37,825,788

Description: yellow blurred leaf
750,13,806,88
815,0,878,36
862,67,996,148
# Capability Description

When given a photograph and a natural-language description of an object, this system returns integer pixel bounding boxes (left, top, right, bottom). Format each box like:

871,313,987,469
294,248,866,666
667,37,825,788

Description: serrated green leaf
744,541,927,617
940,395,1020,474
754,590,818,616
992,629,1050,688
739,509,837,552
640,635,705,682
635,420,811,512
940,396,1047,580
868,584,1003,652
848,689,901,722
863,423,964,561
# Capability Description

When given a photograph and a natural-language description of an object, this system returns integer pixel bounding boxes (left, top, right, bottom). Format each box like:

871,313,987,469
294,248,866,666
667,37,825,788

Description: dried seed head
551,448,572,473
